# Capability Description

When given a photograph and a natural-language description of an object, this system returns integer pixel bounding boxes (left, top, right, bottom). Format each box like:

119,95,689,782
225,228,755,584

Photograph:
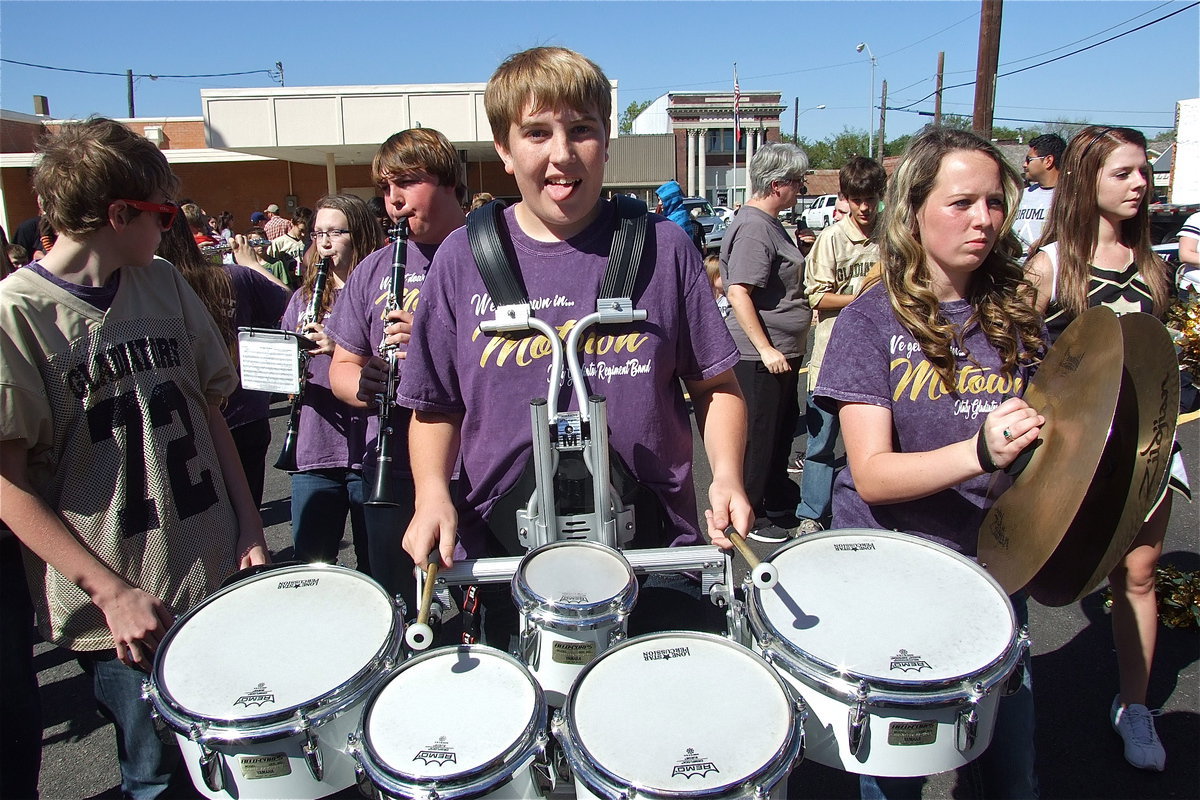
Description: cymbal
978,306,1124,595
1027,312,1180,605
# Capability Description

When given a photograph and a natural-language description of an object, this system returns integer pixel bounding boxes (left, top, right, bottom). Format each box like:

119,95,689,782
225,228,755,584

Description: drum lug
1005,626,1031,696
608,627,626,647
956,683,984,753
194,737,225,794
520,622,541,671
302,728,324,781
847,682,869,757
531,730,557,794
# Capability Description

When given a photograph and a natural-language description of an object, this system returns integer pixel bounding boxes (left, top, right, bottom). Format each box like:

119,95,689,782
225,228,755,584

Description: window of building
706,129,746,155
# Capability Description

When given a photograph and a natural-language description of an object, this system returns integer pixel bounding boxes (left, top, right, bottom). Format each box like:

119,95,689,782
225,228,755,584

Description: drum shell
746,530,1026,777
511,541,638,705
145,564,403,799
554,631,804,800
352,645,548,800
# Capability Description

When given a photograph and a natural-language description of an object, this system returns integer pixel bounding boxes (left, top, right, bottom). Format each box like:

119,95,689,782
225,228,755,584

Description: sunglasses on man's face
116,199,178,231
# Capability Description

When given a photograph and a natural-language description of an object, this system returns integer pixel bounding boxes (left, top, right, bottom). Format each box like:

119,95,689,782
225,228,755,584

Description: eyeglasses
311,229,351,241
117,199,178,230
1023,155,1047,165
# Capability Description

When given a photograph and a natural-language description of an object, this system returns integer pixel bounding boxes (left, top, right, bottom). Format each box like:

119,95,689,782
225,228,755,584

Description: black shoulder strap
467,196,648,308
466,200,527,308
601,195,648,300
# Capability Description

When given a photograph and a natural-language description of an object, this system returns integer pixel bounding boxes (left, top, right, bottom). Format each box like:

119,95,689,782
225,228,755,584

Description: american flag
733,65,741,143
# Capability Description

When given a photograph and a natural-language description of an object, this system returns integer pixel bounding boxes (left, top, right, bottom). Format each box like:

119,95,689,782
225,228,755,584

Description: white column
698,129,708,200
686,130,696,196
746,125,756,170
325,152,337,195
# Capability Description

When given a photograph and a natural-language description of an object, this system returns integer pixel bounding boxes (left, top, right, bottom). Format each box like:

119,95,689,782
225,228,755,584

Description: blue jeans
78,652,178,800
290,468,369,567
860,594,1038,799
796,392,838,524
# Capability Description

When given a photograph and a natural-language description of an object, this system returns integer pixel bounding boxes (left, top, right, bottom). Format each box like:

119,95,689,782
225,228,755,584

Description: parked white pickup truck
802,194,839,229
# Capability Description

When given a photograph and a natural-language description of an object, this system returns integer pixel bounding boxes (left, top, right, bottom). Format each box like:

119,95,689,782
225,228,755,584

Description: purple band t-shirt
223,264,289,429
323,240,440,476
814,284,1038,556
398,200,739,558
281,287,371,472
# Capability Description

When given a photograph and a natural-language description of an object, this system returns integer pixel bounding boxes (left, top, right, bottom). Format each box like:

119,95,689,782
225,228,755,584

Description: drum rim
353,644,548,798
147,563,402,741
747,529,1022,701
556,630,804,798
511,540,639,625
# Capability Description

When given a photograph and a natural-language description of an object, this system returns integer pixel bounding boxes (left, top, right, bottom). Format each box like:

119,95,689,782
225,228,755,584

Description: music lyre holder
479,296,645,551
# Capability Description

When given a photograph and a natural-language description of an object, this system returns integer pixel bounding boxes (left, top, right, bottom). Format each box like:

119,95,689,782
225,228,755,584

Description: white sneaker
795,518,825,535
1111,695,1166,771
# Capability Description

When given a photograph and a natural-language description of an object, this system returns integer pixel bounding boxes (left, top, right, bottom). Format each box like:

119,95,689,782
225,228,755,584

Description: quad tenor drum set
147,302,1180,798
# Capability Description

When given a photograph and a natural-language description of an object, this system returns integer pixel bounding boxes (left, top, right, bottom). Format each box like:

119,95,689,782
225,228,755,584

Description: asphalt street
28,388,1200,800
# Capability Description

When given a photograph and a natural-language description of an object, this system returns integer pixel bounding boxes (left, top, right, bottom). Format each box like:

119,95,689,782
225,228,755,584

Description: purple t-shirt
323,240,441,476
281,286,371,472
814,285,1037,556
224,265,289,429
398,200,739,558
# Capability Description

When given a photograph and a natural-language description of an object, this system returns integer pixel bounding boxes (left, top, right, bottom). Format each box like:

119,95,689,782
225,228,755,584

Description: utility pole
276,61,286,87
126,69,135,118
973,0,1002,139
793,96,799,142
934,52,945,126
877,81,887,159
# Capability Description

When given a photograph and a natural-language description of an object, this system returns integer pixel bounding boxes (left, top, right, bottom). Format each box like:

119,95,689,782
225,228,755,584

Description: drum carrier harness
467,197,667,554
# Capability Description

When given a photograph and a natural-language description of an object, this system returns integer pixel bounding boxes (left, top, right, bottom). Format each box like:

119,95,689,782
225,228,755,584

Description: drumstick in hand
727,529,779,590
405,563,440,650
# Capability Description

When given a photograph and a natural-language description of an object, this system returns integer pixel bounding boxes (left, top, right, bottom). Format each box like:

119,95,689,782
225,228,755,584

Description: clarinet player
326,129,467,614
280,194,384,570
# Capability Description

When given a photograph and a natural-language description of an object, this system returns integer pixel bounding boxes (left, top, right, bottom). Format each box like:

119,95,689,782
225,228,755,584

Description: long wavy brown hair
299,194,384,322
880,127,1045,392
158,207,236,351
1029,126,1168,319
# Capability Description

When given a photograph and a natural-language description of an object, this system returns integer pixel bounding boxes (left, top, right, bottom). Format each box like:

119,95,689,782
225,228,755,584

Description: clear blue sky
1,0,1196,144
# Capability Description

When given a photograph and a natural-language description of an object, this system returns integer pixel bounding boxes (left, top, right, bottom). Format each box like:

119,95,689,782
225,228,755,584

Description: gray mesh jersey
0,259,240,650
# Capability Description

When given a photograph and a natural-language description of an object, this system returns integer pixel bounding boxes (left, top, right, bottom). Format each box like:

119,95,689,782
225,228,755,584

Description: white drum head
159,566,394,722
567,633,792,793
521,543,631,605
755,530,1014,684
364,647,539,780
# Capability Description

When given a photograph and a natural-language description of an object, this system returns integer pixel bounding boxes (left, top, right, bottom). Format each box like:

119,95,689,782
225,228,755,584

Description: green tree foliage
619,100,654,134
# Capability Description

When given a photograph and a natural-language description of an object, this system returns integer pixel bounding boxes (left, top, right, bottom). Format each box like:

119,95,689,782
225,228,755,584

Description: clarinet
366,218,409,506
274,256,331,471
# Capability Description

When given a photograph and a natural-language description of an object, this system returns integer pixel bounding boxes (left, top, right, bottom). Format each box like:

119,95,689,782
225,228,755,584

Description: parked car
802,194,839,229
682,197,728,252
712,205,734,224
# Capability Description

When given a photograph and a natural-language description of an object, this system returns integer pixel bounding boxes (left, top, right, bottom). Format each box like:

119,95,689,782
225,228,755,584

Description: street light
792,102,827,141
856,42,877,158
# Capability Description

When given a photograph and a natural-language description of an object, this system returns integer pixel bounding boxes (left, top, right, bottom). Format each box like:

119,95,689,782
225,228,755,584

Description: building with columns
631,90,786,206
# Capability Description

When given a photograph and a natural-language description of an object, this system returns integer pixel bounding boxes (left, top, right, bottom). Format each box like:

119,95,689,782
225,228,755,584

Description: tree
619,100,654,134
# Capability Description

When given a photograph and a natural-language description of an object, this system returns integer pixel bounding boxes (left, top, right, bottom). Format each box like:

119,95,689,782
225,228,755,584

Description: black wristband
976,427,999,473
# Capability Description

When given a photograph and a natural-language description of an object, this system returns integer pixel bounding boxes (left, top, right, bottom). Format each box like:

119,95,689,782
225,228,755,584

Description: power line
0,57,276,81
886,106,1177,130
890,1,1198,112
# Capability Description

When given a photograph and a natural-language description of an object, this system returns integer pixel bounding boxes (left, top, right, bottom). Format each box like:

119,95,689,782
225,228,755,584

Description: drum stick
405,563,441,650
728,530,779,590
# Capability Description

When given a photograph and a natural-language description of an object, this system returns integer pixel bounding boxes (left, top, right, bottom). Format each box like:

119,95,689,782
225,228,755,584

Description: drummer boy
0,118,268,798
398,46,750,640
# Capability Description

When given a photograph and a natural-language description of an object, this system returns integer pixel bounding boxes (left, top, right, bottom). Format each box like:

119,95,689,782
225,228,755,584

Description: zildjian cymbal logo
413,737,457,767
672,748,720,779
234,683,275,708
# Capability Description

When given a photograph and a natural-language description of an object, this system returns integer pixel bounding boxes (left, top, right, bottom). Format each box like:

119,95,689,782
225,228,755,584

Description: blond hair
880,127,1043,391
484,46,612,145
